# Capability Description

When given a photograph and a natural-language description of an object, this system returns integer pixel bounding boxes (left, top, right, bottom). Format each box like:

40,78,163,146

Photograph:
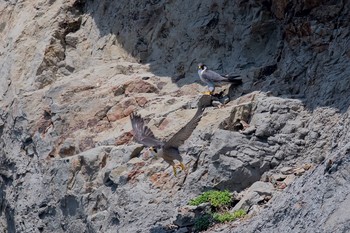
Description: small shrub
189,191,211,206
189,190,232,208
189,191,244,231
213,209,246,223
208,190,231,208
194,214,211,232
232,209,246,218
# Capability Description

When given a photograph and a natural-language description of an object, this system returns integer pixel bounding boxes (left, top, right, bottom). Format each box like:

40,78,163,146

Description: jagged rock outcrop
1,0,350,233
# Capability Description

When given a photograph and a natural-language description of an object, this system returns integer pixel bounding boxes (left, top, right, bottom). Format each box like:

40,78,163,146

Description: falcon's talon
172,166,177,177
175,162,186,171
179,162,186,171
201,91,213,95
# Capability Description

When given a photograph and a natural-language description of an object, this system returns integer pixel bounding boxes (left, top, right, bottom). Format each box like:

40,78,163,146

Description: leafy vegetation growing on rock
194,214,212,232
213,209,246,223
189,190,232,208
189,190,246,231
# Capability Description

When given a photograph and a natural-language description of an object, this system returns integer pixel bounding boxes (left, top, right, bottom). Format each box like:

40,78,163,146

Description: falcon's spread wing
164,106,205,149
130,113,164,147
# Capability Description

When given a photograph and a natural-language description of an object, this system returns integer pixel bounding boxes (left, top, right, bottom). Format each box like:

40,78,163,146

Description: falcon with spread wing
130,106,205,176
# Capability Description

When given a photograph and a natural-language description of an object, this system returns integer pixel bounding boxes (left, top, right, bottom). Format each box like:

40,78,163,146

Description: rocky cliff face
1,0,350,232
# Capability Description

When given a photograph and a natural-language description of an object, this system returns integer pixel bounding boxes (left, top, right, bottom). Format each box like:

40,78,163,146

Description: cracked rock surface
1,0,350,233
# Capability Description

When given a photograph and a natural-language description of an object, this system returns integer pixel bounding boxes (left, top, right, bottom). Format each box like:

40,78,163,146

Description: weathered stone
107,98,138,121
108,166,128,186
135,97,148,107
270,174,287,182
174,204,211,228
283,174,296,186
174,206,196,227
59,138,77,157
112,85,126,96
123,105,135,117
124,80,158,94
280,167,294,175
175,227,189,233
219,99,254,131
293,167,306,176
115,132,133,146
232,181,274,214
232,192,260,213
271,0,288,19
94,106,112,120
107,108,124,122
249,181,275,195
1,0,350,232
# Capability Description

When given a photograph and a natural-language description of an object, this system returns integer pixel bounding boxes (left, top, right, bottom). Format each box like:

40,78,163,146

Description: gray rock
175,227,189,233
248,181,275,195
230,147,350,233
174,203,211,229
232,181,274,212
174,206,197,227
232,192,261,213
59,138,77,157
1,0,350,232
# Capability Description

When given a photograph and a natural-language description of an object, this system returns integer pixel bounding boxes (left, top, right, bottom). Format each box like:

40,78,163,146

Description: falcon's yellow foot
179,162,186,171
172,165,177,177
201,91,213,95
175,162,188,174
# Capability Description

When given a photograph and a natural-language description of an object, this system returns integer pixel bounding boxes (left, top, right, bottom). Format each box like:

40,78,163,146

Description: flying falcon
198,63,242,95
130,106,205,176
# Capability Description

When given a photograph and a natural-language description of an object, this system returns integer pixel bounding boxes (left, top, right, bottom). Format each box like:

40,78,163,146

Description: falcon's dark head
150,146,158,154
198,63,207,70
149,145,162,155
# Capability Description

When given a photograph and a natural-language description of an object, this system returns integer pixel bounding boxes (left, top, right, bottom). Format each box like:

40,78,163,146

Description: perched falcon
198,63,242,95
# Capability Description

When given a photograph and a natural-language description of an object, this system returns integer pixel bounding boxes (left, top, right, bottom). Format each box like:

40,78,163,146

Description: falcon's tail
226,75,242,85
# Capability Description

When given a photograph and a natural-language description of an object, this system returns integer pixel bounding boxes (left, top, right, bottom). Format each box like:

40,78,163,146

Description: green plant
189,190,232,208
212,209,246,223
189,192,210,206
190,191,245,231
194,214,211,232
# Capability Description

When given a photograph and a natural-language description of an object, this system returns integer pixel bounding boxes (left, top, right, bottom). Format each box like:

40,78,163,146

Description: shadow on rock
78,0,350,113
